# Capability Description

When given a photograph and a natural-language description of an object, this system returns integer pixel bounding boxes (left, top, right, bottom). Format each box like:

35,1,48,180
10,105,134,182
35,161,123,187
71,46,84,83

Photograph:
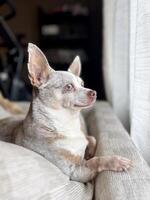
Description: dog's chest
55,136,88,157
54,127,88,157
51,114,88,156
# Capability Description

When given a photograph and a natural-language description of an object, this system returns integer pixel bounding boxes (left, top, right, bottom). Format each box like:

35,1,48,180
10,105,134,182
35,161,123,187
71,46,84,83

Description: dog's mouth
74,99,96,108
74,104,89,108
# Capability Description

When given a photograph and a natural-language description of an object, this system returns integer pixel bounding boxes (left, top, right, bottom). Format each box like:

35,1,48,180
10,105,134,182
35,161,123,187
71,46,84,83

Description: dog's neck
24,96,81,135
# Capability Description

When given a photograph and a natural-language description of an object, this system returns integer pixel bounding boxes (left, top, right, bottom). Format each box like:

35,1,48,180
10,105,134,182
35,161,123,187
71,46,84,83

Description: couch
0,101,150,200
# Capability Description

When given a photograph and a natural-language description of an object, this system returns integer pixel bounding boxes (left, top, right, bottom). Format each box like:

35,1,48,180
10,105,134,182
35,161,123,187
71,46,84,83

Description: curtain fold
130,0,150,164
103,0,130,130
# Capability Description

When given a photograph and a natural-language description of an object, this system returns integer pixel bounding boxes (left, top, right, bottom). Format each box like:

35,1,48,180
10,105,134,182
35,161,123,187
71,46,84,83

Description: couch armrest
85,101,150,200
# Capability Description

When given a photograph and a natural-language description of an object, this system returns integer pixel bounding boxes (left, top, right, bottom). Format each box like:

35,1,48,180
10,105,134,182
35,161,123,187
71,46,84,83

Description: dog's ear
28,43,54,87
68,56,81,77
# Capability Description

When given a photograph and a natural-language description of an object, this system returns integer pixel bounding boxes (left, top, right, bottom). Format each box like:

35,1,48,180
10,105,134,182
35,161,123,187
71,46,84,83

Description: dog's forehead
44,71,83,89
57,71,75,80
54,71,82,84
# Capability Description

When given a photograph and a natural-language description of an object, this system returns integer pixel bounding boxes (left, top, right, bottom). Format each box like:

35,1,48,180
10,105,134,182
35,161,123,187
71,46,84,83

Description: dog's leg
23,138,132,183
85,136,96,160
71,155,132,182
35,145,132,183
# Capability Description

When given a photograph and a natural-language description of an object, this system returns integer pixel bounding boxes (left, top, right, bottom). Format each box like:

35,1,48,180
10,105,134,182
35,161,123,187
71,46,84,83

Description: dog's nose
87,90,97,98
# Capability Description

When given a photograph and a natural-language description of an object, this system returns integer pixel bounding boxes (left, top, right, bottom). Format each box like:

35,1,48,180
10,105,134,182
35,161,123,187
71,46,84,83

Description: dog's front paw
108,155,132,172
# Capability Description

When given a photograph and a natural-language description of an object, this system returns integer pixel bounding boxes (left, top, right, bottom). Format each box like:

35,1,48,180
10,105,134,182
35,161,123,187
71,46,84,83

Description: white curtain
103,0,150,164
130,0,150,164
103,0,130,130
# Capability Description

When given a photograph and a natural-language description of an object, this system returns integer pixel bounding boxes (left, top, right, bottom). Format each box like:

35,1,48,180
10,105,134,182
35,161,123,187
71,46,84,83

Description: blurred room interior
0,0,105,101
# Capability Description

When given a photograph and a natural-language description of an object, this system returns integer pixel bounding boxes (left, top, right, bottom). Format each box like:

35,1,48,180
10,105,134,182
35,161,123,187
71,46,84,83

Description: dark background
0,0,105,101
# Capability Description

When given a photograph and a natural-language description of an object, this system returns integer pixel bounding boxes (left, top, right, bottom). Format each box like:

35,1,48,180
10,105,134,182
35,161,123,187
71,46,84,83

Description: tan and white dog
0,43,132,183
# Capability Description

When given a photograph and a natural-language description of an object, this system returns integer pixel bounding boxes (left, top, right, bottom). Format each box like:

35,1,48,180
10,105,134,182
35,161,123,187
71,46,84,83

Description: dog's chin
74,99,96,109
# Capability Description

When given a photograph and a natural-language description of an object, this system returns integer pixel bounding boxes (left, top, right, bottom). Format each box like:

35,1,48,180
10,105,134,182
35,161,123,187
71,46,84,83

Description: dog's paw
108,155,133,172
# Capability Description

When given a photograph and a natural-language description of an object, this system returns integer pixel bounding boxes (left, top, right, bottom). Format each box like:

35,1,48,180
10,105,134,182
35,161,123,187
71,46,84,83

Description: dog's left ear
28,43,55,87
68,56,81,77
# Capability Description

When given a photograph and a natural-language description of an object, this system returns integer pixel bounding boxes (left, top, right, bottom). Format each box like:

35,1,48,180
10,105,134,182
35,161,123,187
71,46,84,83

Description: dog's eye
81,81,84,87
64,83,74,91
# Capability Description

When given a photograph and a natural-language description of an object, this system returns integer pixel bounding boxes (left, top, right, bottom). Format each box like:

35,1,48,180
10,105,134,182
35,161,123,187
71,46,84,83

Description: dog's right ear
68,56,81,77
28,43,55,87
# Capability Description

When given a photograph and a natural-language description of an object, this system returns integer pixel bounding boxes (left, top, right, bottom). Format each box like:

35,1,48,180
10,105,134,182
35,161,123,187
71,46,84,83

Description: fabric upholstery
85,101,150,200
0,141,93,200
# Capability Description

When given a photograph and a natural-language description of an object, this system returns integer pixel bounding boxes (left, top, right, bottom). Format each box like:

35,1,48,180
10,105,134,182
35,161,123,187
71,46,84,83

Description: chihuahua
0,43,132,183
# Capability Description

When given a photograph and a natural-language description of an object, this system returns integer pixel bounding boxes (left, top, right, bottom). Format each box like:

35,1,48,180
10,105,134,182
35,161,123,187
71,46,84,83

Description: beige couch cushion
0,141,93,200
85,101,150,200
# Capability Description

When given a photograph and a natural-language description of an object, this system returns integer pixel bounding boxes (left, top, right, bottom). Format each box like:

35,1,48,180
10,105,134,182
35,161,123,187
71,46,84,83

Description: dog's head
28,43,97,111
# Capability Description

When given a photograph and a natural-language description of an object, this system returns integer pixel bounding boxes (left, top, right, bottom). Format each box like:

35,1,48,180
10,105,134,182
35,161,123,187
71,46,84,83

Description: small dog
0,43,132,183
